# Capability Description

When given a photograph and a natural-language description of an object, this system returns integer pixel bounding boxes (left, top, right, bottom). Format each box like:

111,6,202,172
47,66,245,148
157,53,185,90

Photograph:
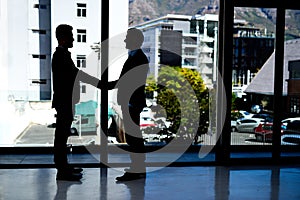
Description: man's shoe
124,168,146,173
116,172,146,182
56,172,82,181
65,166,83,173
70,167,83,173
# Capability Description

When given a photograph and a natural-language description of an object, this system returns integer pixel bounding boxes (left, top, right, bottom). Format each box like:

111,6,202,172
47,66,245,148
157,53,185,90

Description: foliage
231,92,237,111
146,66,209,137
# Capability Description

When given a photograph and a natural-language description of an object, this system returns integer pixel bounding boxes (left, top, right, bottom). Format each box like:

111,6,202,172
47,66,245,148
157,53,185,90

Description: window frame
217,0,300,162
76,55,86,68
77,3,87,17
77,29,87,43
2,0,300,167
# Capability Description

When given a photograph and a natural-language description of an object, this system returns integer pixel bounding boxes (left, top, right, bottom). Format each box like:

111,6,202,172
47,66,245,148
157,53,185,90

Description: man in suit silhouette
101,28,149,181
52,24,100,181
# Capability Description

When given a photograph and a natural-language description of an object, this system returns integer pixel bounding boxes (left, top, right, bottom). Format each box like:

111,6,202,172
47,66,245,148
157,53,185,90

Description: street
197,131,271,146
231,131,271,145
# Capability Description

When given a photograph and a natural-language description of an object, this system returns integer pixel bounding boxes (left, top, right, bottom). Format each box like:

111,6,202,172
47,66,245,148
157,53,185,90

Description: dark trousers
122,105,146,173
54,107,73,170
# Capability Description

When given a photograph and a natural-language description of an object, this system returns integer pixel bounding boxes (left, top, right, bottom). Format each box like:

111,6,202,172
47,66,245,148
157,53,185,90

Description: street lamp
90,42,101,139
90,42,101,62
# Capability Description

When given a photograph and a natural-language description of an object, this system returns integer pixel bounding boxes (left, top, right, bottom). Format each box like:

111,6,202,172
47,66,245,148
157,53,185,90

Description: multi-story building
0,0,51,101
244,39,300,115
232,19,275,96
0,0,128,102
135,14,218,88
0,0,128,144
135,14,274,93
287,59,300,115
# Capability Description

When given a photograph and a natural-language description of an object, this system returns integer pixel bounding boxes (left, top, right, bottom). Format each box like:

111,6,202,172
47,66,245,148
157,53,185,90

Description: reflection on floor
1,166,300,200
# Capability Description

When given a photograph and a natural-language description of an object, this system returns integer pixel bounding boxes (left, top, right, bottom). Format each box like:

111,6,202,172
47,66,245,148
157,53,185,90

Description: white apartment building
0,0,128,102
0,0,51,101
134,14,218,88
0,0,128,144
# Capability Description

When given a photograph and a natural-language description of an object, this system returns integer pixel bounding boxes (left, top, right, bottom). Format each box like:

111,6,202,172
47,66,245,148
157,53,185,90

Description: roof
75,100,115,116
245,39,300,95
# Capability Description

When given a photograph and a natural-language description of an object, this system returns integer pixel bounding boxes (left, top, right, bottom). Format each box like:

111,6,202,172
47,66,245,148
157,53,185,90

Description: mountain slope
129,0,300,39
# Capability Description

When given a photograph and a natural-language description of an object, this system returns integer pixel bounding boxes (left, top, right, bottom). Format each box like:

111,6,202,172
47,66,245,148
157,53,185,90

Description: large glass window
231,7,276,152
228,2,300,161
1,0,299,166
281,9,300,150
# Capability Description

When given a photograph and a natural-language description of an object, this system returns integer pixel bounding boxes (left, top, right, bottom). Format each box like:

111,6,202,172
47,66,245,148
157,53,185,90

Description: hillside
129,0,300,39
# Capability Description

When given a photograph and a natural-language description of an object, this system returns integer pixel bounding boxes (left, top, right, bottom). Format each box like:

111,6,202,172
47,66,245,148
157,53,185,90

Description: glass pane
0,0,225,164
231,7,276,158
281,9,300,157
0,0,104,152
103,1,222,165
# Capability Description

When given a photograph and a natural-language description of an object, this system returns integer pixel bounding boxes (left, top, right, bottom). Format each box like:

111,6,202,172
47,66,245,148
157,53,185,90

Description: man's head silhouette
55,24,74,49
124,28,144,50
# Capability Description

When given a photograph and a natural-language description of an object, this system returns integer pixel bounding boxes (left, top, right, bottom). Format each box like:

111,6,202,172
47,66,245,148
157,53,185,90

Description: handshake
78,70,117,90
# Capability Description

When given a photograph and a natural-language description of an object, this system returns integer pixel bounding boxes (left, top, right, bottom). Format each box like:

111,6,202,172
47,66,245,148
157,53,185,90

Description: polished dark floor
1,165,300,200
1,152,300,199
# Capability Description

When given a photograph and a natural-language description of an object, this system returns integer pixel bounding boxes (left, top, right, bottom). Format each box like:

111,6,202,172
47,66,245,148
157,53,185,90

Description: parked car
231,110,254,132
231,110,254,120
140,116,156,128
239,110,254,118
251,113,273,122
236,118,265,133
140,107,154,118
254,123,273,142
281,134,300,145
231,118,237,132
281,117,300,127
254,123,285,142
283,119,300,134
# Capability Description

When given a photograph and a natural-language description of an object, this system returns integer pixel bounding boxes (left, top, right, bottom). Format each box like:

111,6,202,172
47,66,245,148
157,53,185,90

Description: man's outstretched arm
78,70,100,88
78,70,118,90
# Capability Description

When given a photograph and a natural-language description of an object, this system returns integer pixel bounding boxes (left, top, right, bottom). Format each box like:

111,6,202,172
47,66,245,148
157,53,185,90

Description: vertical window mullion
272,7,286,159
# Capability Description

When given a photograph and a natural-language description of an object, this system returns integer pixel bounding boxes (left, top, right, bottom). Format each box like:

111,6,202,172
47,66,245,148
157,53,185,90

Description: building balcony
182,64,198,70
182,43,198,48
183,53,198,58
199,56,213,64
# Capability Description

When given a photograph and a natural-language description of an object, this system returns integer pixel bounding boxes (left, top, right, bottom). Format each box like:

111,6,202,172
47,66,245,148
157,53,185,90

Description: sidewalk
15,123,98,146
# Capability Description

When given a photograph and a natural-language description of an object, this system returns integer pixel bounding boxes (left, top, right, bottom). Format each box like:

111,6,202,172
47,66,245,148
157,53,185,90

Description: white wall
51,0,128,103
0,0,9,102
5,0,30,100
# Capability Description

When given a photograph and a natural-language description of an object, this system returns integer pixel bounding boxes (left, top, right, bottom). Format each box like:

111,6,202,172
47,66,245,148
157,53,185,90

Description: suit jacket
109,49,149,110
52,47,99,111
52,47,80,110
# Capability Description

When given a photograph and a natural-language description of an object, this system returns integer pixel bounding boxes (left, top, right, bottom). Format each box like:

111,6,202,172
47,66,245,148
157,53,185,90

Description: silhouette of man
52,24,100,181
100,28,149,181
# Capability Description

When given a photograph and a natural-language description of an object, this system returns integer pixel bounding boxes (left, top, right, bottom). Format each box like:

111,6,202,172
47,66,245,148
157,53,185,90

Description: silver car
236,118,264,133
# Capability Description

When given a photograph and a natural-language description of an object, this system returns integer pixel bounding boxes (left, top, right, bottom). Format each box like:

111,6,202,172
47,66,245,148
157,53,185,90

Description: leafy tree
146,66,209,138
145,75,158,99
232,92,237,111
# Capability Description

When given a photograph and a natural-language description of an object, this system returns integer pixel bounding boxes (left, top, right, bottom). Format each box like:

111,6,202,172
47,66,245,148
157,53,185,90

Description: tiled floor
1,165,300,199
1,152,300,199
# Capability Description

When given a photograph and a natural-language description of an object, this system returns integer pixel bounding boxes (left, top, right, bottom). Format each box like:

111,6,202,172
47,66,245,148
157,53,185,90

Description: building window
77,29,86,42
77,55,86,68
32,55,46,59
31,79,47,85
33,4,47,9
77,3,87,17
32,29,46,35
81,85,86,93
290,97,300,114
